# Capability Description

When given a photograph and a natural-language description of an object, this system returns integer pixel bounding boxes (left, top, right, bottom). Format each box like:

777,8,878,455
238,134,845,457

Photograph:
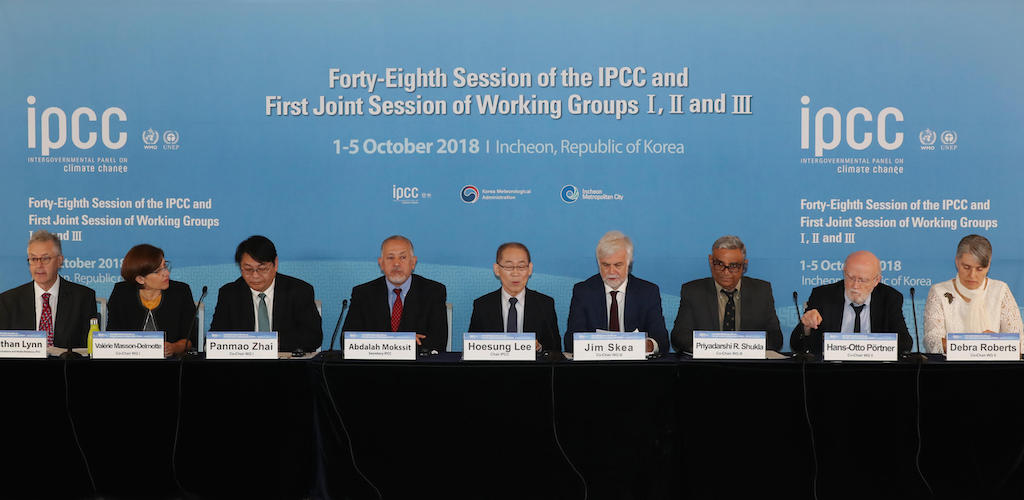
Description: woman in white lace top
923,234,1023,353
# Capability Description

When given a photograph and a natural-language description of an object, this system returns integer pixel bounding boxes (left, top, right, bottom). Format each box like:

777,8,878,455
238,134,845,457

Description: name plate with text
344,332,416,360
206,332,278,359
463,332,535,361
92,331,165,359
823,332,898,361
0,331,47,358
692,331,766,359
573,332,646,361
946,333,1020,361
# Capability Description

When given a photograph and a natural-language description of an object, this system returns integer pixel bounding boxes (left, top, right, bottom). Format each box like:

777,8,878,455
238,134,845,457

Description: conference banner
2,1,1020,351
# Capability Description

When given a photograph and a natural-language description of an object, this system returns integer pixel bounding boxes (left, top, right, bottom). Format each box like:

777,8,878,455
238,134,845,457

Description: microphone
792,291,815,361
905,287,927,362
322,299,349,360
182,286,208,359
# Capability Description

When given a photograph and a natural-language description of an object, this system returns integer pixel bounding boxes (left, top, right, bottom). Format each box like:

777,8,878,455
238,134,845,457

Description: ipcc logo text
26,96,127,156
393,185,430,204
800,96,903,157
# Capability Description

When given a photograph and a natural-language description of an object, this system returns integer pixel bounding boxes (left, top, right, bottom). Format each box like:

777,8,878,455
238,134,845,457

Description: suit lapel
521,289,536,334
271,278,284,330
54,278,72,338
397,277,418,331
622,276,637,331
593,277,608,330
869,287,884,332
16,283,36,330
704,278,720,329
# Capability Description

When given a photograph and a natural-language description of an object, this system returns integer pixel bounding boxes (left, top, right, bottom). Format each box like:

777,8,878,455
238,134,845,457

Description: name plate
92,331,165,359
344,331,416,360
0,331,47,358
206,331,278,359
463,332,535,361
692,331,766,359
823,332,899,361
573,332,646,361
946,333,1020,361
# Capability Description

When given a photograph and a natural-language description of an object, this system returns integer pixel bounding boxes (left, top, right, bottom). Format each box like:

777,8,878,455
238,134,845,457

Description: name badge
92,331,165,359
946,333,1020,361
0,331,48,358
344,332,416,360
573,332,646,361
463,333,535,361
823,332,899,361
692,331,766,359
206,332,278,359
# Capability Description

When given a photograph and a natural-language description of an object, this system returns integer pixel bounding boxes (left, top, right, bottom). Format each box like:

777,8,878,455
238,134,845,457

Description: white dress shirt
840,291,872,333
500,288,526,333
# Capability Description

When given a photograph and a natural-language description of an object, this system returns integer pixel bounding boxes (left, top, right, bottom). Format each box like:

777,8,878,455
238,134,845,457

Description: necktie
851,303,865,333
506,297,518,333
391,288,403,332
722,289,736,331
609,290,620,332
258,292,270,331
40,292,53,346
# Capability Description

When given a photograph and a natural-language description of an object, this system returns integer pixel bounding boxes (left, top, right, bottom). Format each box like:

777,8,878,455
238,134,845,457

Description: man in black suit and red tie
342,235,448,353
468,242,560,352
790,250,912,354
564,230,669,353
209,235,323,352
0,230,96,348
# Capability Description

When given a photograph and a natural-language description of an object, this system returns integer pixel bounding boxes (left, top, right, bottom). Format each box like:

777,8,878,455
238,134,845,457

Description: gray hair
596,230,633,262
27,230,62,255
381,235,414,255
711,235,746,258
956,234,991,268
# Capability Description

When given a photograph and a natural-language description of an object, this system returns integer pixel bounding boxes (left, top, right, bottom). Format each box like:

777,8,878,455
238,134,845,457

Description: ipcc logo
800,96,903,157
26,96,127,156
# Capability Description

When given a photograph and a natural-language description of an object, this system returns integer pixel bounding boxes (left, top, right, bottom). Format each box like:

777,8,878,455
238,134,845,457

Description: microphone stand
181,286,208,360
792,291,815,361
903,287,927,362
321,299,348,361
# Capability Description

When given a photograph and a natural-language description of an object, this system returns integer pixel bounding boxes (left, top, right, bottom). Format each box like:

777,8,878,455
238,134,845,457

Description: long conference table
4,353,1024,499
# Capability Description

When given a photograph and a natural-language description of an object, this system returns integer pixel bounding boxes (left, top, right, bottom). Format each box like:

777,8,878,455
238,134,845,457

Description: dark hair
121,244,164,288
235,235,277,264
496,242,531,263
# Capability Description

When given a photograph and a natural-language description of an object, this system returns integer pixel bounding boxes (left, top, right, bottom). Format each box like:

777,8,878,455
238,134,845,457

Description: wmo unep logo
461,185,479,203
142,128,159,146
560,184,579,204
919,129,936,146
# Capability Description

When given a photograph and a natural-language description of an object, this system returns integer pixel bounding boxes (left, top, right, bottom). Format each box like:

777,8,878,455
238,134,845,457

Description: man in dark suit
565,230,669,353
790,250,912,354
210,235,323,352
0,230,96,348
342,235,448,353
671,235,783,353
468,242,560,352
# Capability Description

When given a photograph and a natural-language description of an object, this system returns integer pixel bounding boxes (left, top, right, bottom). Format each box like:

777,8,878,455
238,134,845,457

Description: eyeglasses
844,273,878,285
711,259,744,273
241,264,274,276
497,263,529,272
149,262,172,274
27,255,56,265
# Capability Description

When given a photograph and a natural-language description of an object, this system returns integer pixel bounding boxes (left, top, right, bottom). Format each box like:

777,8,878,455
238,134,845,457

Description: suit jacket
468,288,560,352
564,273,669,353
671,276,784,353
209,274,323,352
342,274,448,353
789,280,912,354
0,277,97,348
107,280,197,344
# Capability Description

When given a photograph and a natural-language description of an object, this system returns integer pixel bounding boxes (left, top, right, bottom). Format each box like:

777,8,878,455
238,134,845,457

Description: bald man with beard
790,250,912,354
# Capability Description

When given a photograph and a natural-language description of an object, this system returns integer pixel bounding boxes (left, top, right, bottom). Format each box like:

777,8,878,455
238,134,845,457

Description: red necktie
40,292,54,346
391,288,403,332
609,290,620,332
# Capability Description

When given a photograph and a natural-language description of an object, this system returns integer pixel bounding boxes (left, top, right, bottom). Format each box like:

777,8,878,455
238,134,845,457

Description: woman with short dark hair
106,244,196,357
923,234,1022,353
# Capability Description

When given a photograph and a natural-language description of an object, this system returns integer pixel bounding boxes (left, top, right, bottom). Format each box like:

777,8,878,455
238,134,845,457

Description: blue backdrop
2,0,1021,351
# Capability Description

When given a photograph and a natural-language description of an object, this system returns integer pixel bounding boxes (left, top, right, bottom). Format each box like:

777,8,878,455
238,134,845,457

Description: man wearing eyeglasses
468,242,560,352
210,235,323,352
790,250,911,354
564,230,669,354
671,235,783,354
0,230,96,348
